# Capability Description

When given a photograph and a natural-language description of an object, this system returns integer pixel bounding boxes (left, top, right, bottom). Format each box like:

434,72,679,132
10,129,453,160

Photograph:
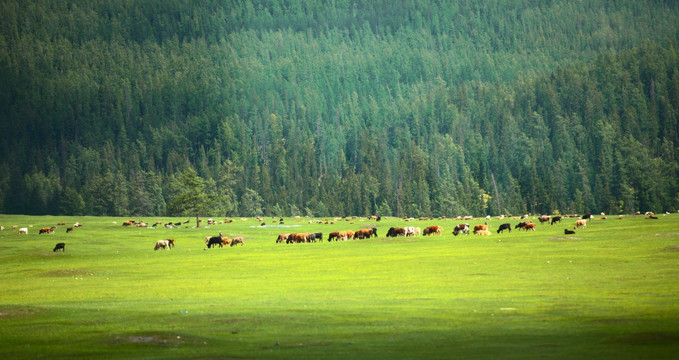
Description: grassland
0,214,678,359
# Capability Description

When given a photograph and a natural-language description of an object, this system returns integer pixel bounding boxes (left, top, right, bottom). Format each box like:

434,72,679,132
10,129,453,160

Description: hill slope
0,0,678,216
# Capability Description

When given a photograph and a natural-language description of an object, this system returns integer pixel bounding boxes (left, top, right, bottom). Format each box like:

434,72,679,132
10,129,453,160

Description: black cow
550,216,562,225
497,223,511,233
53,242,65,252
309,232,323,242
206,236,223,248
515,221,527,230
371,228,378,238
386,227,405,237
582,213,592,220
564,229,576,235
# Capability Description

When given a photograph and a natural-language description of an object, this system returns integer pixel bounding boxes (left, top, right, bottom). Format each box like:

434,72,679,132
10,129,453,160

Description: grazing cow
18,227,28,235
206,236,223,248
288,233,309,243
496,223,511,233
53,242,65,252
276,233,290,243
39,227,52,234
539,215,550,224
564,229,575,235
73,222,82,227
313,232,323,242
473,224,488,235
353,229,372,239
405,226,417,237
386,227,406,237
476,229,492,236
66,227,73,233
297,233,311,243
221,237,232,246
230,237,244,246
515,222,527,230
574,219,587,229
550,216,562,225
423,225,443,236
452,223,470,236
122,221,133,226
582,213,592,220
523,222,536,231
337,231,354,241
328,231,340,241
154,239,174,250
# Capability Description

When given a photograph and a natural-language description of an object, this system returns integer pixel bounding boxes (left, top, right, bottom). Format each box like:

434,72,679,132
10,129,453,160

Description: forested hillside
1,0,678,217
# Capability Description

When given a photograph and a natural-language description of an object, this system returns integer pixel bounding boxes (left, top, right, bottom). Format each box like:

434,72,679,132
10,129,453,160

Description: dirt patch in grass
612,332,679,345
106,332,207,347
664,244,679,252
0,306,42,319
549,236,582,241
654,233,679,237
263,341,335,350
41,269,100,277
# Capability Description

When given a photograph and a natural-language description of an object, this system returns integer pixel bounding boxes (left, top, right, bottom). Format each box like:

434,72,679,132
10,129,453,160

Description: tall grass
0,214,678,359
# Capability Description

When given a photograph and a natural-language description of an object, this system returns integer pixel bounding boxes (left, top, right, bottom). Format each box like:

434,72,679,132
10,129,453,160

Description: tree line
0,0,677,217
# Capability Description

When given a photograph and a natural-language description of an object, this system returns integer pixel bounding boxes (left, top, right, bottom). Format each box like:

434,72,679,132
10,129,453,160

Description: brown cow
353,228,374,239
476,229,492,236
539,215,550,224
473,224,488,234
297,233,311,243
423,225,443,236
230,237,244,246
523,222,536,231
39,227,52,234
328,231,340,242
337,231,353,241
287,233,308,243
276,233,290,243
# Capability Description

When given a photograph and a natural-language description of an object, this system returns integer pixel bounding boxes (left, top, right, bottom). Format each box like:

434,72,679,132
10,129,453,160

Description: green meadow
0,214,678,359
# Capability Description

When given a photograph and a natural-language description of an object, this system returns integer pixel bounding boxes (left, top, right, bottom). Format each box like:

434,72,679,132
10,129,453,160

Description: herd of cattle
273,214,600,244
2,212,668,252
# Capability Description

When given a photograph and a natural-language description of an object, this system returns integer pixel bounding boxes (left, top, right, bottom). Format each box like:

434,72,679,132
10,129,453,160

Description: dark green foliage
1,1,678,216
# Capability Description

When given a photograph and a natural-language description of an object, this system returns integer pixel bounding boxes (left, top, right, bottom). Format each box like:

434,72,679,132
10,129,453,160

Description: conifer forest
1,0,678,217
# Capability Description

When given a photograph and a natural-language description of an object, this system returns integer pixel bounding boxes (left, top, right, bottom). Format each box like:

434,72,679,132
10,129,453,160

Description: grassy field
0,214,678,359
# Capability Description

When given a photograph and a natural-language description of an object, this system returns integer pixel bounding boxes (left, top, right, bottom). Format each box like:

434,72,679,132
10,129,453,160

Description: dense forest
1,0,678,217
